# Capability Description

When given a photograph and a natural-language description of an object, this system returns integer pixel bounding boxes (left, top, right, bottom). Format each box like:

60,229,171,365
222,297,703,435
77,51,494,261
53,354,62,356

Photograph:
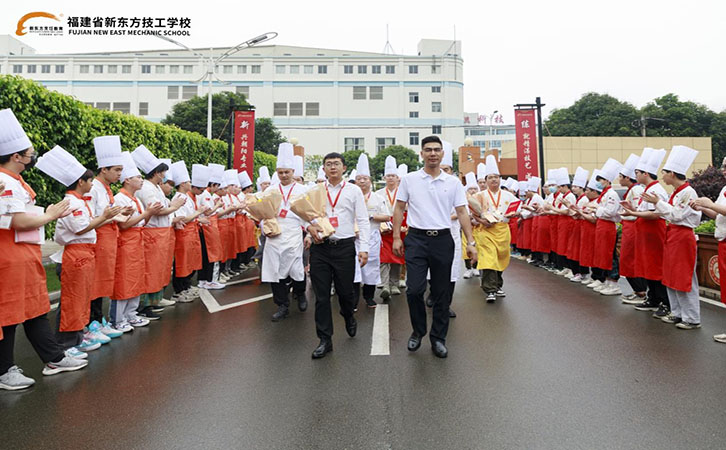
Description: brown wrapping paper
290,184,335,239
245,189,282,236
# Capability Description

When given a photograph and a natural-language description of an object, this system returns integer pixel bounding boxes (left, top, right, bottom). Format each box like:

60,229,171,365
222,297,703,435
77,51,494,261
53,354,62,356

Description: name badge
329,216,339,228
279,209,288,218
72,210,83,217
0,215,11,230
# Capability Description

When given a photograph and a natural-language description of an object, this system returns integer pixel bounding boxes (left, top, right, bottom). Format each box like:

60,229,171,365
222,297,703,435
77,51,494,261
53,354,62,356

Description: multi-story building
1,35,464,155
463,112,516,158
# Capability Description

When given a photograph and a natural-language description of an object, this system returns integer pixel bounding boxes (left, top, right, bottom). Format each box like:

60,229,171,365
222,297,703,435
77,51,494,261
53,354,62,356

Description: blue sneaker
99,318,123,339
76,338,101,352
65,347,88,359
85,326,111,345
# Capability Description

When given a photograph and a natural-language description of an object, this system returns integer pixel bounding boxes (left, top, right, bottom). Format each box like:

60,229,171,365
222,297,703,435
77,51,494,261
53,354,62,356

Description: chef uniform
553,167,577,277
521,177,544,265
567,167,590,280
376,156,403,297
616,154,647,298
197,164,225,288
170,161,202,299
592,158,623,294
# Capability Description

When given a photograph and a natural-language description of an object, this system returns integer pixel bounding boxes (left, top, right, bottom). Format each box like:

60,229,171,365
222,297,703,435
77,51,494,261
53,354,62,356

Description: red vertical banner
514,109,539,179
233,110,255,179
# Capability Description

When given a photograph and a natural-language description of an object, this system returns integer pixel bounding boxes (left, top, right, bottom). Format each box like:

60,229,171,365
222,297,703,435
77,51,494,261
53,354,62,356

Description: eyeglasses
324,161,343,168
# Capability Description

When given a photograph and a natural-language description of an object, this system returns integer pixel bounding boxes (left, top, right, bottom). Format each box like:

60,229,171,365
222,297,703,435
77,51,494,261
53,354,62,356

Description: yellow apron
473,222,511,271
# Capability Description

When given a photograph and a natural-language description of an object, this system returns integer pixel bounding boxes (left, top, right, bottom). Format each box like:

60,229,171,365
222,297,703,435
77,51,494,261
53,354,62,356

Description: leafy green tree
161,91,252,144
370,145,421,179
341,149,369,173
254,117,286,155
545,92,640,136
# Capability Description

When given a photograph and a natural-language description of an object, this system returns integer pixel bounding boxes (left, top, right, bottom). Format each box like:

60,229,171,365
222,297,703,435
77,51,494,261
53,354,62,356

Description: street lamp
155,32,278,139
488,110,499,157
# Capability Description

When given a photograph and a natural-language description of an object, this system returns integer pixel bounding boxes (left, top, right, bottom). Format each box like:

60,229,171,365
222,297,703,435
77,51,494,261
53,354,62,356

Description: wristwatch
467,241,476,247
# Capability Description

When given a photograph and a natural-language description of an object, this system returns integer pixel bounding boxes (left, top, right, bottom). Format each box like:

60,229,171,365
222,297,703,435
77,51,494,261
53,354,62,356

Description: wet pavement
3,260,726,450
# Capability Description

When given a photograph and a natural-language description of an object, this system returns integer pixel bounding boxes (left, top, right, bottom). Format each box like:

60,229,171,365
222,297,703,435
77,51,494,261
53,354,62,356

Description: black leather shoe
344,315,357,337
425,295,433,308
296,295,308,312
271,306,289,322
449,308,456,318
407,333,422,352
311,340,333,359
431,340,448,358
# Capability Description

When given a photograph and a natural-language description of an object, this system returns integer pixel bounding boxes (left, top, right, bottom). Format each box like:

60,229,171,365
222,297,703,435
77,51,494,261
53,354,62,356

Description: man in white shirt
393,136,477,358
307,152,370,359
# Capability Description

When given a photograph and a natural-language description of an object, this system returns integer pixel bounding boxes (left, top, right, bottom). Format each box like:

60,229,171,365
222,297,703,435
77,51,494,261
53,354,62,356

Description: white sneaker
587,280,602,289
398,280,406,288
206,281,226,290
197,281,209,290
174,291,195,303
129,318,150,328
113,322,134,333
158,298,176,307
0,366,35,390
593,283,608,293
570,274,582,282
600,286,622,296
42,356,88,376
713,333,726,344
85,329,111,345
473,270,481,277
580,275,592,284
65,347,88,359
391,286,401,295
463,269,472,279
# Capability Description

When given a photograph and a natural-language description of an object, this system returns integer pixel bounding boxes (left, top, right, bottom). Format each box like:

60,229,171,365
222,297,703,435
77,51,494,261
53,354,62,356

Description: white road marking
370,304,390,356
700,296,726,309
222,276,260,287
198,288,272,313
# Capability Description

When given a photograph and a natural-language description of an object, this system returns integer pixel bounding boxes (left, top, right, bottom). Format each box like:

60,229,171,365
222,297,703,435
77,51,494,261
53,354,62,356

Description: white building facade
1,36,464,156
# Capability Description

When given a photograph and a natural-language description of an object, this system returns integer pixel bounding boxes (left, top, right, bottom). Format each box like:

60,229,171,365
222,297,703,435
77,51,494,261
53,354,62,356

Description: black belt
321,236,356,246
408,227,451,237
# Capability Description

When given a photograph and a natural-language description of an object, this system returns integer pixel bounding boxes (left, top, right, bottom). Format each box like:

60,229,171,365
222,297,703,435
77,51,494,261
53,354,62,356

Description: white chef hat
554,167,570,186
545,169,556,186
131,145,162,174
663,145,698,176
527,176,541,192
484,155,499,177
599,158,623,182
316,166,326,181
224,169,240,186
35,145,87,187
441,141,453,167
0,109,32,156
348,169,358,182
120,152,141,183
635,148,654,173
238,171,253,189
384,155,397,176
93,135,125,168
642,148,666,175
293,155,304,178
356,153,371,178
276,143,295,169
620,153,640,180
170,161,190,186
159,158,173,182
572,167,589,188
191,164,211,188
464,172,478,191
258,166,271,183
518,180,529,193
208,163,225,184
587,169,603,191
270,171,280,186
476,162,487,180
397,164,408,178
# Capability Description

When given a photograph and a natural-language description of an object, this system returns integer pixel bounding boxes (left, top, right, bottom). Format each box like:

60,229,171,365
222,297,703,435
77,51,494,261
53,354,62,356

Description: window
95,102,110,111
431,65,440,74
167,86,179,99
369,86,383,100
139,102,149,116
409,92,419,103
372,65,381,74
108,65,117,74
12,65,22,74
169,65,179,74
182,86,197,99
431,86,441,93
80,65,89,74
237,65,247,74
432,102,442,112
122,65,132,74
491,140,502,148
343,65,353,74
41,65,50,74
432,125,442,134
183,65,193,74
113,102,131,114
251,65,261,74
409,111,419,118
273,102,287,116
317,65,327,74
289,102,303,116
223,65,233,74
290,65,299,74
357,65,367,74
344,138,364,151
155,65,165,74
27,65,36,73
235,86,249,98
306,102,319,116
303,65,313,74
376,138,395,152
408,65,418,74
141,65,151,74
409,132,420,146
385,65,395,74
353,86,367,100
55,65,65,74
275,65,285,74
94,65,103,74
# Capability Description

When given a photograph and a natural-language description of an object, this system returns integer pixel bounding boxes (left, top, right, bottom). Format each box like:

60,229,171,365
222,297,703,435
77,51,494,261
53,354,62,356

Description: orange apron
175,221,202,278
219,217,237,261
91,222,119,298
202,216,224,263
244,214,257,249
662,224,697,292
59,243,96,332
113,227,145,300
143,227,172,294
166,227,176,278
235,214,248,254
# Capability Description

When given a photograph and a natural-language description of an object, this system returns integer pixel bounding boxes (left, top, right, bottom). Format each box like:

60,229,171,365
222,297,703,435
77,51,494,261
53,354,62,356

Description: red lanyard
386,188,397,207
668,182,689,205
576,194,586,204
487,189,501,208
597,186,611,204
365,191,371,205
120,188,142,213
67,190,94,217
0,167,36,200
279,184,295,206
97,178,115,205
326,182,346,214
187,192,197,209
638,181,659,206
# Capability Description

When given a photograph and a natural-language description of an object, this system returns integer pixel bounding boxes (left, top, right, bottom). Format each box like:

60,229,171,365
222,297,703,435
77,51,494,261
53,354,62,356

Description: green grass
44,264,61,293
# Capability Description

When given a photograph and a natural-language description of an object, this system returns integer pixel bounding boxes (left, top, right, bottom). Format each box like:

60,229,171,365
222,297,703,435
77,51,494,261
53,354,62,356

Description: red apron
579,220,597,268
567,220,581,262
202,216,224,263
718,240,726,304
59,244,96,332
235,214,247,254
634,218,666,280
244,214,258,250
521,218,533,251
592,219,617,271
549,214,559,254
218,217,237,261
380,213,406,265
557,215,574,256
535,215,551,254
142,227,172,294
175,222,202,278
509,219,518,246
113,227,145,300
619,221,637,278
662,224,697,292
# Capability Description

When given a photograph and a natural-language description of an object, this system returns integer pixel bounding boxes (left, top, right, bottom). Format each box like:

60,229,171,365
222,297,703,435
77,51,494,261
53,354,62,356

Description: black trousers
626,277,648,293
0,314,65,374
172,262,194,294
89,297,104,324
310,238,356,340
404,230,454,344
481,270,504,293
198,229,214,282
270,276,306,307
647,279,669,307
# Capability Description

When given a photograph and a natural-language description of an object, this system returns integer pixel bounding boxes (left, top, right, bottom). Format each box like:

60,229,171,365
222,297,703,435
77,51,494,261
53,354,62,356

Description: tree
161,91,252,144
370,145,421,179
255,117,286,155
689,166,725,202
545,92,640,136
341,149,369,172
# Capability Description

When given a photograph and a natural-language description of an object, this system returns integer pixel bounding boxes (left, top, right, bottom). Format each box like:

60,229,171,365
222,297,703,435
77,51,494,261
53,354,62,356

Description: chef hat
464,172,478,191
599,158,623,182
620,153,640,180
35,145,87,187
518,180,529,193
572,167,589,188
509,178,520,192
397,164,408,178
384,155,398,176
356,153,371,178
208,163,225,184
224,169,240,186
131,145,162,174
276,143,295,169
120,152,142,183
316,166,326,181
0,109,32,156
293,155,304,178
663,145,698,176
554,167,570,186
587,169,603,191
635,148,654,173
527,176,541,192
238,171,253,189
171,161,190,186
441,141,453,167
159,158,173,182
191,164,211,188
258,166,271,183
348,169,357,182
93,135,125,168
270,171,280,186
545,169,556,186
476,162,487,180
643,149,666,175
484,155,499,177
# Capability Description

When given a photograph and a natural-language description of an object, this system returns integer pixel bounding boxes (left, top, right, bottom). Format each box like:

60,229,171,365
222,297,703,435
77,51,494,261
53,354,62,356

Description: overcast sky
4,0,725,124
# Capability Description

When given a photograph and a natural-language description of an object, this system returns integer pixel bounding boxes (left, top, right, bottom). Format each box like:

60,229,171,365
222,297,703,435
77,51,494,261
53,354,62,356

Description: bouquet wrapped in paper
245,189,282,236
290,184,336,239
467,193,483,218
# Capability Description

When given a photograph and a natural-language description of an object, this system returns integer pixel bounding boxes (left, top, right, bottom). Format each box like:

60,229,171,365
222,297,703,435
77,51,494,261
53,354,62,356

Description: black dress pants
271,276,306,307
404,230,454,344
647,279,669,308
310,238,356,340
198,229,213,282
0,314,65,374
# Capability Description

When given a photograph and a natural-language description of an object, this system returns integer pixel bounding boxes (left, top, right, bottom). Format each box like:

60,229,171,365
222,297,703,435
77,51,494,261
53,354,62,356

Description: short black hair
0,150,27,164
595,176,606,182
421,136,442,147
323,152,344,164
649,173,658,180
635,169,658,180
208,182,220,188
560,184,572,189
68,169,94,190
145,162,169,180
662,170,686,181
